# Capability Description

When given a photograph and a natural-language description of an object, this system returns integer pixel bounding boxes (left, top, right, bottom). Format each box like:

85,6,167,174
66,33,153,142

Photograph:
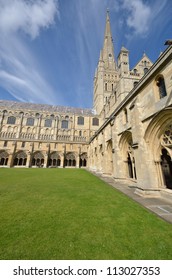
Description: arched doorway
64,153,76,167
127,153,133,178
49,152,61,167
13,151,27,166
79,153,87,167
0,151,9,166
119,131,137,180
161,149,172,189
32,152,44,167
144,111,172,190
106,140,113,174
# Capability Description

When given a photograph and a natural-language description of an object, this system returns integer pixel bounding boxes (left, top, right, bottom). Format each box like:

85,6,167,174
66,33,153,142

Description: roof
120,46,129,52
0,100,96,116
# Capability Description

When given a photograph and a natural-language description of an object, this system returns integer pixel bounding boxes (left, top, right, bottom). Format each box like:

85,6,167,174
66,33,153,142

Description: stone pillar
53,117,58,140
16,113,24,138
76,154,80,168
44,153,48,168
35,115,42,140
60,154,64,168
7,153,13,167
26,152,31,168
0,112,5,132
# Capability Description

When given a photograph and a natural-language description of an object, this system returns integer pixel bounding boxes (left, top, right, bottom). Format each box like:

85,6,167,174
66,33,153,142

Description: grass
0,168,172,260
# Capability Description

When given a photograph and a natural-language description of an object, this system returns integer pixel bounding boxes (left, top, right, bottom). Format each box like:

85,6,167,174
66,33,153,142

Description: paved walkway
92,172,172,224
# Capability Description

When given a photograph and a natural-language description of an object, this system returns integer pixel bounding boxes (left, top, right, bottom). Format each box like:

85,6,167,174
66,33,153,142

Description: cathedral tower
93,11,118,115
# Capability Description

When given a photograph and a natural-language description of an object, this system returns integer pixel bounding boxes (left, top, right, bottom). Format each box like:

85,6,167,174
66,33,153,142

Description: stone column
16,113,24,138
7,153,13,167
76,154,80,168
26,152,31,168
44,153,48,168
60,154,64,168
35,115,42,140
54,117,58,140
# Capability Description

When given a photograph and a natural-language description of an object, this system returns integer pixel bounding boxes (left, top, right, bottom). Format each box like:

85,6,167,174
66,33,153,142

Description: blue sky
0,0,171,109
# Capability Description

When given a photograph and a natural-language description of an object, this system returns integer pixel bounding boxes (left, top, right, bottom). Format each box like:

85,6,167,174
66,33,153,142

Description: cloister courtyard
0,168,172,260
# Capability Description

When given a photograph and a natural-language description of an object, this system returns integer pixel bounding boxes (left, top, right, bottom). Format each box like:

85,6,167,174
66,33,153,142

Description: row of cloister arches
119,109,172,190
90,109,172,191
0,151,87,168
144,109,172,190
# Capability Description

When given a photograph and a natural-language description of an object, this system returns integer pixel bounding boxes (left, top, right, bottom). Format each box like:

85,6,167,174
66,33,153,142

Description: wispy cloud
121,0,151,36
0,0,59,38
120,0,167,37
0,0,60,105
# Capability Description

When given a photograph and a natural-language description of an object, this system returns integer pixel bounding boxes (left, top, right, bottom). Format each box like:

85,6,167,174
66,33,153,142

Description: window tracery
161,125,172,146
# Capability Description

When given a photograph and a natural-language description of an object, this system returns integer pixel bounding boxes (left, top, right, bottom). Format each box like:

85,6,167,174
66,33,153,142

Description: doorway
161,148,172,189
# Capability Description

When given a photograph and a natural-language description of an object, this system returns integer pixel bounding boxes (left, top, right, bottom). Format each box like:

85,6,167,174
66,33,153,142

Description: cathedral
0,12,172,200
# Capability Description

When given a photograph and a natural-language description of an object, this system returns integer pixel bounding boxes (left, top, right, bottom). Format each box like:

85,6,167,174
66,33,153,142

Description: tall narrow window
44,119,52,127
156,76,167,99
124,108,128,123
133,81,138,87
77,116,84,125
26,118,34,126
7,116,16,124
92,117,99,126
144,68,148,74
4,140,8,147
114,91,117,102
105,83,107,91
61,120,68,129
21,142,25,148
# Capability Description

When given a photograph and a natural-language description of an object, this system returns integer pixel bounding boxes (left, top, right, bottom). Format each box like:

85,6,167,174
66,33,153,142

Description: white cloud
121,0,151,36
0,34,61,104
0,0,59,39
0,0,63,105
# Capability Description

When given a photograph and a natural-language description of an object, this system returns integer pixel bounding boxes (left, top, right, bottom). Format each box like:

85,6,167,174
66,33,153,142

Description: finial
107,8,109,13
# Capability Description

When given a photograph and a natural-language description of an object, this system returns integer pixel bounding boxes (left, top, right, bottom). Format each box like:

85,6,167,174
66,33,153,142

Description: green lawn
0,168,172,260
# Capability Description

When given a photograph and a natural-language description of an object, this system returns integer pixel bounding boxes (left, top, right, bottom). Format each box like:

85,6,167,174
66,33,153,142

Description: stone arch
105,139,113,175
64,152,76,167
79,153,87,167
48,152,61,167
119,131,137,179
32,151,44,167
144,108,172,189
0,150,9,166
13,151,27,166
155,74,167,99
144,108,172,159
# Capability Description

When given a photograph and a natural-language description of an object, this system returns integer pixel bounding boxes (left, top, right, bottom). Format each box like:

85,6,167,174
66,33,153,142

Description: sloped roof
0,100,96,116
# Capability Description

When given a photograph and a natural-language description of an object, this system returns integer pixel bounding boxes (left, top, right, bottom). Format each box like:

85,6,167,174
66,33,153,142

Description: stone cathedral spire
102,10,116,70
93,10,118,115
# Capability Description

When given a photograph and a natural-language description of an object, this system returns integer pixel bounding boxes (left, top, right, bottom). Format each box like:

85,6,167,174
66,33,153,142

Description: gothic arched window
161,125,172,145
77,116,84,125
156,76,167,99
61,120,68,129
144,67,148,74
7,116,16,125
133,81,138,87
124,108,128,123
92,117,99,126
44,119,52,127
26,118,34,126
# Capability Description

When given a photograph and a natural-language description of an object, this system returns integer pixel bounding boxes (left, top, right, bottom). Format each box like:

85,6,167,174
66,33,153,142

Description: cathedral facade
0,12,172,200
